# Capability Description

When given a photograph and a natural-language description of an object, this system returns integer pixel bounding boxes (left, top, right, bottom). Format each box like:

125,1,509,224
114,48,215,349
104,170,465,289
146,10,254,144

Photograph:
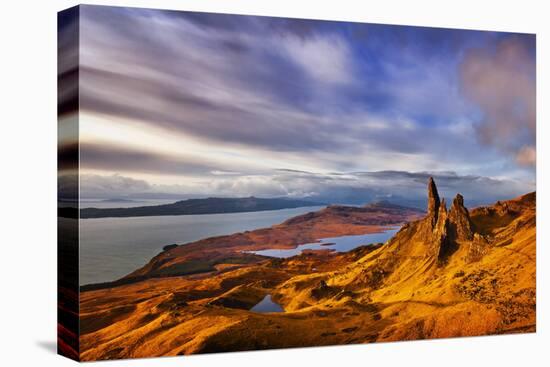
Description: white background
0,0,547,366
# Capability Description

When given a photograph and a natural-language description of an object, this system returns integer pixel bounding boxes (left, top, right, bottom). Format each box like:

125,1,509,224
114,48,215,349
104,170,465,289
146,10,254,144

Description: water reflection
250,295,284,313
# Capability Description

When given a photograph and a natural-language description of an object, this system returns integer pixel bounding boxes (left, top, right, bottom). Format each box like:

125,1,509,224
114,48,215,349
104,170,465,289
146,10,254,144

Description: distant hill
100,198,137,203
80,197,325,219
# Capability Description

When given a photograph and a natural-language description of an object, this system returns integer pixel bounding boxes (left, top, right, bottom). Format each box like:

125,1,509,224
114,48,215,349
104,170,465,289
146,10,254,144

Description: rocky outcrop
372,178,524,270
420,178,450,261
427,177,441,228
448,194,474,241
433,198,455,263
423,178,475,264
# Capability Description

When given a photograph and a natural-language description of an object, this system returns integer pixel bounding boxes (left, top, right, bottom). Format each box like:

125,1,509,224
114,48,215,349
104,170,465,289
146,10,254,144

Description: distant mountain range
79,197,326,219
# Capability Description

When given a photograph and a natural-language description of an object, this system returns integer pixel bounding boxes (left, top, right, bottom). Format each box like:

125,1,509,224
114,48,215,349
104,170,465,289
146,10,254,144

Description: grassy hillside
79,181,535,360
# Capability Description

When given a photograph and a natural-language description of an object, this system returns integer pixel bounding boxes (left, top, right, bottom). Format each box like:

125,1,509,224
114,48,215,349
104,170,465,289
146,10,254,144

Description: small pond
250,295,284,313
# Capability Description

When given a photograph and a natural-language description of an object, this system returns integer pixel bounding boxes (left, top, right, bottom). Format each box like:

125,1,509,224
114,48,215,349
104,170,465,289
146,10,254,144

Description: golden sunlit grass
79,192,535,360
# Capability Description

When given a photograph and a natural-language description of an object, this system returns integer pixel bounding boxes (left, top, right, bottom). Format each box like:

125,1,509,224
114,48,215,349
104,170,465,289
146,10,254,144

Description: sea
78,205,324,285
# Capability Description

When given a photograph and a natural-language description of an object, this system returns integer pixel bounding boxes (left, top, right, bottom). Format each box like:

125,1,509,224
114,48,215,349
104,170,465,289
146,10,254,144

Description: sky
59,5,536,206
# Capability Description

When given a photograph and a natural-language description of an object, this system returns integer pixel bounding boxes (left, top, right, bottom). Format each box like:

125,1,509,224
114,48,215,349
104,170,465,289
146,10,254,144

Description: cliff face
427,177,441,228
449,193,474,241
416,178,476,264
377,177,507,270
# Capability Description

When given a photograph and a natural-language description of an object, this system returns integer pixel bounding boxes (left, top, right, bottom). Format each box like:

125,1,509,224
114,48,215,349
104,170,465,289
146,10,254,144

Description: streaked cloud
79,142,219,176
65,6,535,201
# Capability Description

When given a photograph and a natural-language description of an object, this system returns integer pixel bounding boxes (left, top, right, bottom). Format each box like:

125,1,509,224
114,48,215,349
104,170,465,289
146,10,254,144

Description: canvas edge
57,4,81,362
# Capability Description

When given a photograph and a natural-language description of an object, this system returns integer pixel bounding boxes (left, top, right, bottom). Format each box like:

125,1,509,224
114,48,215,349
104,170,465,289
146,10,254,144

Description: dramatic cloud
69,6,535,201
461,36,536,166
